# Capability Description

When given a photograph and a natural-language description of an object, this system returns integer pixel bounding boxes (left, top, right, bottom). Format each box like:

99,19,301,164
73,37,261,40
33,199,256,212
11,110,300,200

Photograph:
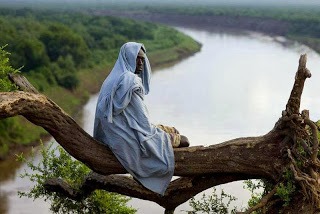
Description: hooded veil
93,42,174,195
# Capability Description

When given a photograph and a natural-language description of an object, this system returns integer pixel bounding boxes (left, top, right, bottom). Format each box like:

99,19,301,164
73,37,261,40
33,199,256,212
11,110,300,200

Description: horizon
0,0,319,8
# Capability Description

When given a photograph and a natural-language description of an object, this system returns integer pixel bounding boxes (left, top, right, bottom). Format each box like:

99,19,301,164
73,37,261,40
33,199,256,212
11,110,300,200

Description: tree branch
0,93,285,178
1,54,316,212
0,73,288,211
44,172,253,211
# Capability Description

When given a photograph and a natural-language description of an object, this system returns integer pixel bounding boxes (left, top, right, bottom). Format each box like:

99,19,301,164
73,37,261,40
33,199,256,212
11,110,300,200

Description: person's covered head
116,42,151,94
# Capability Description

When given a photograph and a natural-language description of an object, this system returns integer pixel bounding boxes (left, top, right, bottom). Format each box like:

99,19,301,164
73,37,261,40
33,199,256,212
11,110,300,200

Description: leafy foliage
17,142,136,214
0,45,19,92
244,177,296,213
243,180,265,214
0,45,22,158
275,181,296,207
186,188,237,214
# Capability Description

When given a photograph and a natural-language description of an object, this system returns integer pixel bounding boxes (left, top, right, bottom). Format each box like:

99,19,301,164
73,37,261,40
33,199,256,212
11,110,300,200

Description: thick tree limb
0,90,285,178
0,91,126,175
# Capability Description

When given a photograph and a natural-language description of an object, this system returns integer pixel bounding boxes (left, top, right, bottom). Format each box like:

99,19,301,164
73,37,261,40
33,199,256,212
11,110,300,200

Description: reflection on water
0,156,24,183
0,145,52,214
0,192,8,214
2,27,320,213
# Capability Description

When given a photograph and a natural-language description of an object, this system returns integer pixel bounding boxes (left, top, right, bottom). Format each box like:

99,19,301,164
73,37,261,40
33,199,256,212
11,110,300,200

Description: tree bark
0,91,286,178
0,55,318,212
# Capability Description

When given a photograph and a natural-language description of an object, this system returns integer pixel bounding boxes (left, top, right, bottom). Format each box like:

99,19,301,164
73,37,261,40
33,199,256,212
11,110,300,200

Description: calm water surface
2,27,320,213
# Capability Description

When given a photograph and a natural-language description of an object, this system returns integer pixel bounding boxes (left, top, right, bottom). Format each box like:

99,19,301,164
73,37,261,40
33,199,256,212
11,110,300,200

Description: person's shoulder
120,71,136,81
118,71,139,86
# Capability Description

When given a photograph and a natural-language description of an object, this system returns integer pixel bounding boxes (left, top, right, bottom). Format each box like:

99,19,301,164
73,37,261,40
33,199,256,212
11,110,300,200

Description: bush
17,143,136,214
187,188,237,214
0,45,19,92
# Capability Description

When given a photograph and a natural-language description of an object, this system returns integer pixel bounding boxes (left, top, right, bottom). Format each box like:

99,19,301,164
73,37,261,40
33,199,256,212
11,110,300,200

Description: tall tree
0,55,319,213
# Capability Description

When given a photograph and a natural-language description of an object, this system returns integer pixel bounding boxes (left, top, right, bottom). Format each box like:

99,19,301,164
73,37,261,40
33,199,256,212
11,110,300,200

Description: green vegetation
3,2,320,55
0,8,201,159
244,179,273,213
243,177,296,212
0,45,19,92
17,143,136,214
187,188,237,214
0,46,20,158
55,2,320,55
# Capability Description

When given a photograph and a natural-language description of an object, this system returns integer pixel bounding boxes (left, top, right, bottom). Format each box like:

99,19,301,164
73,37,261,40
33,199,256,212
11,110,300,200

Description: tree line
0,8,158,90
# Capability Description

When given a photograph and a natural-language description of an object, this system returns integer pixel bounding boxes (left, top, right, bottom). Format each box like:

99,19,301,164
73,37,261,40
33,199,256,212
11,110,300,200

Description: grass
145,26,201,68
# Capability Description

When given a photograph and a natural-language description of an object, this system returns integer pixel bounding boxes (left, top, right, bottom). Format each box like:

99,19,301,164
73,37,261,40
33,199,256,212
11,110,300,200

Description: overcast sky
1,0,320,6
141,0,319,5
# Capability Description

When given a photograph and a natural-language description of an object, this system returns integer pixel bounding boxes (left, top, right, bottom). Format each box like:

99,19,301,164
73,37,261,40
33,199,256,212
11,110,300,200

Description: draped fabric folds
93,42,174,195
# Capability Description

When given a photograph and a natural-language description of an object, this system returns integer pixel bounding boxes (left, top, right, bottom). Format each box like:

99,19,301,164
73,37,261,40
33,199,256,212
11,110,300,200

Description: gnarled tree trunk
1,55,319,213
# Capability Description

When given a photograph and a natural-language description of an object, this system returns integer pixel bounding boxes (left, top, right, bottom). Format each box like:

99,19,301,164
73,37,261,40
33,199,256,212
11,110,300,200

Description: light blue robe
93,42,174,195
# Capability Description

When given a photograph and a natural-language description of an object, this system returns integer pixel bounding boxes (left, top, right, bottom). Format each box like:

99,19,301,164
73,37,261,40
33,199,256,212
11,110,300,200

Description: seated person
93,42,189,195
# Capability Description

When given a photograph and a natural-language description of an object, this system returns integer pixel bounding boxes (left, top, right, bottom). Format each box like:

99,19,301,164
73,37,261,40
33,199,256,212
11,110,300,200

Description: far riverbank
95,10,320,54
96,11,289,36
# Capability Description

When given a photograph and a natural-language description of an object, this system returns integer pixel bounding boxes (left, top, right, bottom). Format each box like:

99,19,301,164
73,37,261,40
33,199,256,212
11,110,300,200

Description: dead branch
285,54,311,116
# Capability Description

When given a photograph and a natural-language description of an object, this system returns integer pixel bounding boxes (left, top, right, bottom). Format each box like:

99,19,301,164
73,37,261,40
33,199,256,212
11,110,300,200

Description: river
2,27,320,213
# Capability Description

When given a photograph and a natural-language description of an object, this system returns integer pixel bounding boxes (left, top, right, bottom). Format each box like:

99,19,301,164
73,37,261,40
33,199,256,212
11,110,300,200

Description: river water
2,27,320,213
